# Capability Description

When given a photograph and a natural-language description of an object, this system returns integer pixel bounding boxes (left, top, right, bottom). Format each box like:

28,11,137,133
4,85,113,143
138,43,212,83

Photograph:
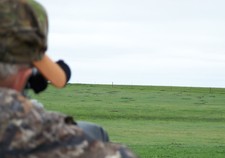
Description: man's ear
12,68,32,92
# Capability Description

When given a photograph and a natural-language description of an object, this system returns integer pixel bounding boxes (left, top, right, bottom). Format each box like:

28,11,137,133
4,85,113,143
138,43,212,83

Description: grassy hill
31,84,225,158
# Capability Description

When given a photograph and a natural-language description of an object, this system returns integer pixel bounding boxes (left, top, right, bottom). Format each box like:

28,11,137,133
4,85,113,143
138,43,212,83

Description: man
0,0,138,158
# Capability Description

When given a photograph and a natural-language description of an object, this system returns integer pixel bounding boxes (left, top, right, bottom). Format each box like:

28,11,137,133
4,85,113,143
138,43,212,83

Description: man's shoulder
0,88,34,114
0,88,138,158
0,87,22,102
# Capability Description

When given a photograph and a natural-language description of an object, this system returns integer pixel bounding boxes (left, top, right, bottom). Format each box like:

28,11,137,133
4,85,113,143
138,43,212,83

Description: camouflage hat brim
33,55,67,88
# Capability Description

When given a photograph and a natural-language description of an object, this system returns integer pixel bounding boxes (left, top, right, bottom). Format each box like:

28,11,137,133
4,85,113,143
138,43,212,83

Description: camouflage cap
0,0,48,64
0,0,67,88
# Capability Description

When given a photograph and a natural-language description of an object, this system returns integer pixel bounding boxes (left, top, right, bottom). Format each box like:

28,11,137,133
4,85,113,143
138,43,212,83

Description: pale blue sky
37,0,225,87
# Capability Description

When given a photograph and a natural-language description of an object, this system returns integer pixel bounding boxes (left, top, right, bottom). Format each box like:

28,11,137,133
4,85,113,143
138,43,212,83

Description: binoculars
26,60,71,94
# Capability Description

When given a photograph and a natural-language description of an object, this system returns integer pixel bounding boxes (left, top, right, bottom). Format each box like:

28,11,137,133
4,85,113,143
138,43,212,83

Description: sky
37,0,225,88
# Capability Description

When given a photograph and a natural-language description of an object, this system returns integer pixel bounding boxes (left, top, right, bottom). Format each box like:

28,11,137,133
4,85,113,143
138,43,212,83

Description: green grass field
31,84,225,158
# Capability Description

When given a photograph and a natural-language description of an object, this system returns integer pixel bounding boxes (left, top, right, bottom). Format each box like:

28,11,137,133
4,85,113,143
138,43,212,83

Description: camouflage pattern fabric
0,0,48,64
0,88,138,158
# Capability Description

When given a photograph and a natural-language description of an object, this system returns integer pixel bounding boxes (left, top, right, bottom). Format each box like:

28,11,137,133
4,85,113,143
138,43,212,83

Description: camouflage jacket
0,88,138,158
